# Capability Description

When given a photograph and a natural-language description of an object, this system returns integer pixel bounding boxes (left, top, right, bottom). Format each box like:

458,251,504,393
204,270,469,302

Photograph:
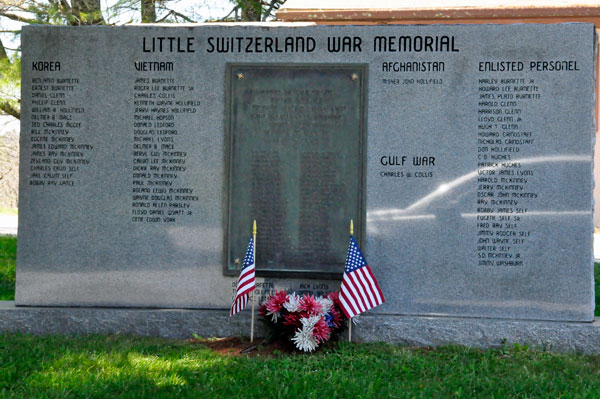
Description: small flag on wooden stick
230,226,256,317
339,221,385,319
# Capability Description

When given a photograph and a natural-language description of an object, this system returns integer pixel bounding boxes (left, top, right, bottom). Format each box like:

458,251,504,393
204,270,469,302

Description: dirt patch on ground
188,336,299,358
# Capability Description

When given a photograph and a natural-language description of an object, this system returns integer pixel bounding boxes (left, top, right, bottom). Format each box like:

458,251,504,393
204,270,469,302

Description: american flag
230,238,256,317
339,236,385,319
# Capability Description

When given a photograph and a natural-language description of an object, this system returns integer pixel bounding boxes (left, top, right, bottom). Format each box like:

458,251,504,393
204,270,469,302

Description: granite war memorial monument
14,23,596,340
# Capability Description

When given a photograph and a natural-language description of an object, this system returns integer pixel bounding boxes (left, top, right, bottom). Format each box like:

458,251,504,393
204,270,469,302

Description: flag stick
349,321,352,342
349,219,353,342
250,220,257,343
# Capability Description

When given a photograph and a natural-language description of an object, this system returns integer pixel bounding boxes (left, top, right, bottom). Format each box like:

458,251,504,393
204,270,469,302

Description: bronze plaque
226,64,367,278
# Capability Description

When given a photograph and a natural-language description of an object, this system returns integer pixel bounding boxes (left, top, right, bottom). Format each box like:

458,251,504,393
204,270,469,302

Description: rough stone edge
1,301,599,353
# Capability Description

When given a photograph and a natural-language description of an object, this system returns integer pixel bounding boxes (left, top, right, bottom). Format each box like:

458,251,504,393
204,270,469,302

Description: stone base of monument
1,301,599,353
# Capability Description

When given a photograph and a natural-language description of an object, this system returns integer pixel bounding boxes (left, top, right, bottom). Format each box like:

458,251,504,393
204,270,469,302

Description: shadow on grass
1,334,240,398
1,334,600,399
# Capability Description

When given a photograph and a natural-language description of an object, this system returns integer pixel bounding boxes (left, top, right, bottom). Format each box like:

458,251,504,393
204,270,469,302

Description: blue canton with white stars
242,238,254,270
345,236,367,273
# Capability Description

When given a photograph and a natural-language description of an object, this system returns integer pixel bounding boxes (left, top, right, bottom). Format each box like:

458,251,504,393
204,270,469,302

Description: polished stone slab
18,23,596,322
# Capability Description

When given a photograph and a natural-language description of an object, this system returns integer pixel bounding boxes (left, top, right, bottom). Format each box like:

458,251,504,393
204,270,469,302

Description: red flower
311,317,331,344
282,312,301,328
258,303,268,317
265,290,288,315
298,294,323,315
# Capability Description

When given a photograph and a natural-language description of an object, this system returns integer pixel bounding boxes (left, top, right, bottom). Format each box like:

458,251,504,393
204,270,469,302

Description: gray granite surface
18,23,596,321
1,302,600,353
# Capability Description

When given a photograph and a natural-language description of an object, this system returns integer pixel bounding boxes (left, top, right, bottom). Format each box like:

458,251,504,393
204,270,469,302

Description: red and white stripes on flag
230,238,256,317
339,236,385,319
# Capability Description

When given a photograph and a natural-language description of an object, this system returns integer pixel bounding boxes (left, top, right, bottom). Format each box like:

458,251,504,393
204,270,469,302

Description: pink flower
311,317,331,344
298,294,323,315
265,290,288,315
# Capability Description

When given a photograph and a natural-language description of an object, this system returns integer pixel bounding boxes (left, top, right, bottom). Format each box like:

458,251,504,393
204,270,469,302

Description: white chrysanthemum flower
268,311,280,322
291,315,321,352
292,327,318,352
283,292,300,312
317,297,334,315
302,315,322,329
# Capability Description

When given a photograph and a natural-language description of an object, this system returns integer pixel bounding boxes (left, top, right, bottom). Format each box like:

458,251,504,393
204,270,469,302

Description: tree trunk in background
141,0,156,23
0,38,7,61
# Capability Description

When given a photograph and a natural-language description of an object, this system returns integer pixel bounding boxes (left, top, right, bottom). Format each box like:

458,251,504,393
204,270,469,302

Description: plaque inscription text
226,64,366,277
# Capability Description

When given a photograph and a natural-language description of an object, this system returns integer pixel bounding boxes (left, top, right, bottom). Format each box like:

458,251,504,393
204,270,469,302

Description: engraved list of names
29,65,91,187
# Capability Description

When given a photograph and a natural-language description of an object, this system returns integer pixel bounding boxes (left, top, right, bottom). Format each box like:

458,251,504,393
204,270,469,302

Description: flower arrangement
259,291,347,352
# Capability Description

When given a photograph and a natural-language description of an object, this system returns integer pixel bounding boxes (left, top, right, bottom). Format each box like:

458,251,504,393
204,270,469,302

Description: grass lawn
1,236,600,398
597,262,600,317
0,235,16,300
0,333,600,398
